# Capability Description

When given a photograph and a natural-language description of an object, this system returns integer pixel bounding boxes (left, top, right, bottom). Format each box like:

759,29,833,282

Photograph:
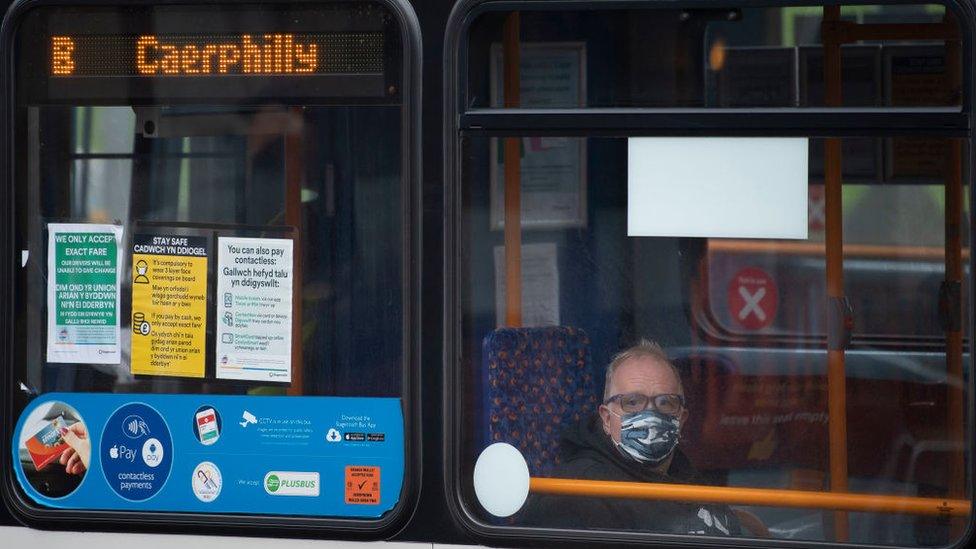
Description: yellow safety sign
131,234,208,378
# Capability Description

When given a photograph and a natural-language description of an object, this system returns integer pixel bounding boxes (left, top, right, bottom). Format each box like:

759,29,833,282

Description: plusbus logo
263,471,319,496
265,474,281,492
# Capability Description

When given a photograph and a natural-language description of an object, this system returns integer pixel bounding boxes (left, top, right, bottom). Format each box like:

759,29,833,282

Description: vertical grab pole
943,13,966,535
285,107,305,395
822,5,850,542
503,13,523,327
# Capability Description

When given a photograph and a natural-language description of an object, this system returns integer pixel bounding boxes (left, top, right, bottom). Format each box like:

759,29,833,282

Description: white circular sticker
141,437,164,468
192,461,222,502
473,443,530,517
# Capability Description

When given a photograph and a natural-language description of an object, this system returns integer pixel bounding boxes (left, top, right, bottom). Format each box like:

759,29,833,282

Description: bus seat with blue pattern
482,326,598,477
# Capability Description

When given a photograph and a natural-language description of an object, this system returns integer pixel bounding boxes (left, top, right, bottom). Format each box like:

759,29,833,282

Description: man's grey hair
603,339,684,402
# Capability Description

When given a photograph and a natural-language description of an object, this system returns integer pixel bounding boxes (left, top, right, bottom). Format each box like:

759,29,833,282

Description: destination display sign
50,33,384,77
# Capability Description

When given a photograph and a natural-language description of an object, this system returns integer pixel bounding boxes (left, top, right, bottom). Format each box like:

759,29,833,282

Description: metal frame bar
284,106,304,396
943,12,967,539
461,109,969,136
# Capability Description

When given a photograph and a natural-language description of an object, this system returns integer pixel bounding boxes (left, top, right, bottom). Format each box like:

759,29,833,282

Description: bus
0,0,973,547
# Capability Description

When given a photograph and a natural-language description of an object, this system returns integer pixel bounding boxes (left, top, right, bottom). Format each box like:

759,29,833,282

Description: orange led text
51,36,76,75
136,34,318,75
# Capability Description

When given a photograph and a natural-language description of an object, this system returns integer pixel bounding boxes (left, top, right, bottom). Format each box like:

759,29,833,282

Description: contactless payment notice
216,237,294,382
100,402,173,501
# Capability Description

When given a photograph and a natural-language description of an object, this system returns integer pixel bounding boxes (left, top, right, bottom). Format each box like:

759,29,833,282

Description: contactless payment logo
263,471,319,496
141,438,164,467
101,403,172,501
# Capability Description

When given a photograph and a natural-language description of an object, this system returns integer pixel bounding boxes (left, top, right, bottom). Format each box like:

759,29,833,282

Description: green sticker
47,224,123,364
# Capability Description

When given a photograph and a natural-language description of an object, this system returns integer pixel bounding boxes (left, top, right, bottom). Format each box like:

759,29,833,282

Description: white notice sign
627,137,808,240
216,237,294,382
494,242,560,328
489,42,587,230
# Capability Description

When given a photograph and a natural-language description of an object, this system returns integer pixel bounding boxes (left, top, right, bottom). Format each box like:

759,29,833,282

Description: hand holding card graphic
58,422,90,475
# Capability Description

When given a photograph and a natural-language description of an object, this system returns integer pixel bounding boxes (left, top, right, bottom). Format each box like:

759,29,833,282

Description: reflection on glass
24,105,403,398
467,4,958,109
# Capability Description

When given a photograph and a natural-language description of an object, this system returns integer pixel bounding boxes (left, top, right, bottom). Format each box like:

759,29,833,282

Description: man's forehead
611,356,682,394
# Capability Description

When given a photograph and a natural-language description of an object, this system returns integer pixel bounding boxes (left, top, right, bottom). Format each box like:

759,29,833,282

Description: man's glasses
604,393,685,416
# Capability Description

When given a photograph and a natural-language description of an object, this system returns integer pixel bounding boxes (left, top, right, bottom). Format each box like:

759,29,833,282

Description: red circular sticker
727,267,778,330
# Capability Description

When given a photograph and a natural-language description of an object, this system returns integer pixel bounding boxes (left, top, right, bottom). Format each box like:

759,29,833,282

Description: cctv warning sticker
345,466,380,504
130,234,208,378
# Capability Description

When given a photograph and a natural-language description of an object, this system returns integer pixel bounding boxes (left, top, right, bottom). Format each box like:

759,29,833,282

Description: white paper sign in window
628,137,808,239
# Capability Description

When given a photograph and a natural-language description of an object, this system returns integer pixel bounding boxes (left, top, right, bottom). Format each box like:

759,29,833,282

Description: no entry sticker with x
727,267,778,330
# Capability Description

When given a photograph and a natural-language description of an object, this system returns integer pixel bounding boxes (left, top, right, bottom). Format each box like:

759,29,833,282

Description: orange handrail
530,477,970,517
822,5,850,541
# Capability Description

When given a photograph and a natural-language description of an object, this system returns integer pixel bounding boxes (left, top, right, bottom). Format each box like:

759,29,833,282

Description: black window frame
443,0,976,546
0,0,423,539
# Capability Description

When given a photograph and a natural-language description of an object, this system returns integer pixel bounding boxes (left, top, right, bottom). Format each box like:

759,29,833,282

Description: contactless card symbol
123,415,150,438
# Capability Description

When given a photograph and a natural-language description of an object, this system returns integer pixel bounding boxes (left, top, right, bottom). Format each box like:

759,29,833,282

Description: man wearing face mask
518,339,741,536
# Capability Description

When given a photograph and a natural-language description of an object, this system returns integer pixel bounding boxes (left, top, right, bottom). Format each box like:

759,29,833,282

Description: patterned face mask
614,409,681,465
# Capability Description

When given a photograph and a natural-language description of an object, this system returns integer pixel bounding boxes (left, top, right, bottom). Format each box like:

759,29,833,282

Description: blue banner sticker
13,393,404,518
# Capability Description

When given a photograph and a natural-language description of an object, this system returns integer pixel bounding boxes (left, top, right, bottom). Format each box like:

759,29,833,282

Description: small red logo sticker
727,267,778,330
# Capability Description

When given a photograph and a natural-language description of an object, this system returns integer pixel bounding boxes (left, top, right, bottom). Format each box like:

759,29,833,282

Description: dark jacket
518,415,742,536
